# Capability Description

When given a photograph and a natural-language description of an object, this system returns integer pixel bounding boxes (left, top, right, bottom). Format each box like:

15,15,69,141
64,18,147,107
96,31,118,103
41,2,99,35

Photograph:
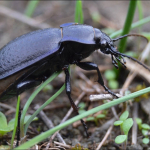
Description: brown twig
0,102,16,111
125,59,150,83
54,141,71,149
132,102,138,145
0,5,50,29
121,72,137,94
43,103,70,111
77,72,96,90
89,93,122,101
96,125,113,150
89,117,116,140
111,106,119,120
89,93,121,120
34,105,66,148
140,42,150,62
79,84,95,93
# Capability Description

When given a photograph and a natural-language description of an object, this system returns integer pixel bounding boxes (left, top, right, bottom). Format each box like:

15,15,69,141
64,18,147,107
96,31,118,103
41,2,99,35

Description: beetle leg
111,55,119,69
64,68,89,137
76,62,118,98
121,55,126,64
16,79,42,95
115,56,127,68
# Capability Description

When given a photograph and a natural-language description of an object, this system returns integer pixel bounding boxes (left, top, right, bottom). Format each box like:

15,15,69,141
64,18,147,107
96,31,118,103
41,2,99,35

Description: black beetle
0,23,149,136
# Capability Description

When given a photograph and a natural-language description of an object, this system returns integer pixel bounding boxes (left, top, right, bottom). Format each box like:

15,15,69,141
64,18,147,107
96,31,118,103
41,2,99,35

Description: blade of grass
74,0,84,24
110,16,150,39
15,87,150,149
79,1,83,24
118,0,137,53
137,1,143,21
24,84,65,134
113,0,136,76
20,72,61,138
25,0,40,17
11,95,20,149
137,0,143,58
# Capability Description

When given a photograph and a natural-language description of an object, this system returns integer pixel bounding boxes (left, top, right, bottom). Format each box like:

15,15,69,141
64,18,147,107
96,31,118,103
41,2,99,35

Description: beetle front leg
64,67,89,137
76,62,118,98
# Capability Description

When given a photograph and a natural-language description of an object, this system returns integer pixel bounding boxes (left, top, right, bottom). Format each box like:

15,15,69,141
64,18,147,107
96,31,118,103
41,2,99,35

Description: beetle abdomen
0,28,61,79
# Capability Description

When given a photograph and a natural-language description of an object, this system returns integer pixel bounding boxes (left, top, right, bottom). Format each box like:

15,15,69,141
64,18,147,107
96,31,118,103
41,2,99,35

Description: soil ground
0,1,150,150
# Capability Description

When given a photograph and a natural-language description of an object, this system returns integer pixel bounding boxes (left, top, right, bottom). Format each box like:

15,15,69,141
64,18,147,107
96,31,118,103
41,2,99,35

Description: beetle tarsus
113,63,119,69
111,55,118,69
64,68,89,137
121,55,126,64
103,85,118,98
115,56,127,68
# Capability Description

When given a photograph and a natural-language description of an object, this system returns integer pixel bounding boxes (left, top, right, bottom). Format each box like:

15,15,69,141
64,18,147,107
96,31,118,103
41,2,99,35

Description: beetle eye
101,40,107,47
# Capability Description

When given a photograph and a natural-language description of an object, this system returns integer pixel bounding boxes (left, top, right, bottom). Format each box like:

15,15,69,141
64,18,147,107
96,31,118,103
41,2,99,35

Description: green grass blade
113,0,137,76
137,1,143,20
74,0,84,24
25,0,40,17
75,1,79,22
118,0,137,53
79,1,84,24
20,72,60,138
11,95,20,149
24,84,65,134
137,0,143,35
110,16,150,39
15,87,150,149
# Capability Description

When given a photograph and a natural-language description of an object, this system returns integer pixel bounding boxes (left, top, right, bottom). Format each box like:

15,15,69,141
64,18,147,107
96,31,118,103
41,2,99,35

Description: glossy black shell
0,28,61,79
0,24,103,100
0,24,102,79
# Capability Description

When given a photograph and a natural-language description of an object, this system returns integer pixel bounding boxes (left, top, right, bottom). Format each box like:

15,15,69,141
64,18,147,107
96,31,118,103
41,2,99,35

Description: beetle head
96,32,116,54
95,32,122,68
96,33,150,71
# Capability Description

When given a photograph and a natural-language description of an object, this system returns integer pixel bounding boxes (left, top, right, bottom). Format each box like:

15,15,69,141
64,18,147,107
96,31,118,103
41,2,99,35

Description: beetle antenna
112,34,148,43
114,51,150,72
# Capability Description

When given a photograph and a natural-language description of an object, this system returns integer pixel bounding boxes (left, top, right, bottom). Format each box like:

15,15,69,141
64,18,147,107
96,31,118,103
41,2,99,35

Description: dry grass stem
132,102,139,145
0,5,50,29
54,141,71,149
0,102,16,111
96,125,113,150
34,105,66,149
89,93,122,101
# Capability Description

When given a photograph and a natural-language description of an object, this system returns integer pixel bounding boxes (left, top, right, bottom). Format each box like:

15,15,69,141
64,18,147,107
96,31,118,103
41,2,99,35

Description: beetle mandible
0,22,150,136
